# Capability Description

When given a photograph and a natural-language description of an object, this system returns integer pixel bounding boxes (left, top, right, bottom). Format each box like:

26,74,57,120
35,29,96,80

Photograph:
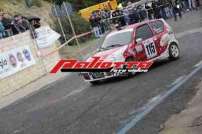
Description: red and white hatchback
82,19,180,84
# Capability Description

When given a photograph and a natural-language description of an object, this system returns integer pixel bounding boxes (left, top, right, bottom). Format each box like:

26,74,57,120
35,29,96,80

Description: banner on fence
0,46,36,79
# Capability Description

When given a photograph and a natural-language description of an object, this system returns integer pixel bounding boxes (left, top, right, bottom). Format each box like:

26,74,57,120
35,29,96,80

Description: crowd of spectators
0,11,41,39
89,0,201,38
89,9,111,38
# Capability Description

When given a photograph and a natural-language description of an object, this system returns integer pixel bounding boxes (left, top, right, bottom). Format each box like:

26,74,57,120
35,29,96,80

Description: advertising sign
35,26,61,49
0,46,36,79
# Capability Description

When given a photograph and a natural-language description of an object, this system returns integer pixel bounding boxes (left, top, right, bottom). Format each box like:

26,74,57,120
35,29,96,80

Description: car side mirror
136,38,143,45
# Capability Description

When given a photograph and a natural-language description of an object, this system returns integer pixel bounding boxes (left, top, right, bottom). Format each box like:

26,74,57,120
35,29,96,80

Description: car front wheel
90,81,99,85
169,43,180,60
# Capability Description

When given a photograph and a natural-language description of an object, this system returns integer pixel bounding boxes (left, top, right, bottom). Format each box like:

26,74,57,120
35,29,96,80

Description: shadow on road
90,59,181,86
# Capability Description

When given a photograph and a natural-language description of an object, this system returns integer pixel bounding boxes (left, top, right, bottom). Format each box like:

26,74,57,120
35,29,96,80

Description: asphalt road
0,10,202,134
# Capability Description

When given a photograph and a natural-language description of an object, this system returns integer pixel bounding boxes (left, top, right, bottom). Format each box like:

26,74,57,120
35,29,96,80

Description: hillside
0,0,53,26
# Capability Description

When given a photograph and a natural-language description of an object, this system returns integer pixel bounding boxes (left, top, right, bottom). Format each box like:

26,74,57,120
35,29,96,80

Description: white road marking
26,84,89,113
171,75,186,86
117,62,202,134
60,85,88,101
13,127,25,134
194,60,202,68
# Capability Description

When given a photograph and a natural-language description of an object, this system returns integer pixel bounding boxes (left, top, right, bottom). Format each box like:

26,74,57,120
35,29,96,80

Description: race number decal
143,38,157,59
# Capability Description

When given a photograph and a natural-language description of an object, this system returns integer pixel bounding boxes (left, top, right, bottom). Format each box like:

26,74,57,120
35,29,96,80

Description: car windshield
101,30,133,49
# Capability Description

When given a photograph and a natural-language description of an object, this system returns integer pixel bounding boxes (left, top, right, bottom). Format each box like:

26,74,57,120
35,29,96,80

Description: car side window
149,20,164,34
135,24,153,40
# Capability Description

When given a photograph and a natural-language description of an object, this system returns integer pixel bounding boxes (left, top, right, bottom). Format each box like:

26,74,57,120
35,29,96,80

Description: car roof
108,19,164,36
107,28,134,37
127,19,163,29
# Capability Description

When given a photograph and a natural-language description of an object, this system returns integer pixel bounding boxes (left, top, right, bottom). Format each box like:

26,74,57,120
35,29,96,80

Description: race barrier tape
40,31,92,57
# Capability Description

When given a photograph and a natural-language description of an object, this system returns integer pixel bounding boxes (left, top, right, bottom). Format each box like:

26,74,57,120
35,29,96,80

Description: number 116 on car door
143,38,157,59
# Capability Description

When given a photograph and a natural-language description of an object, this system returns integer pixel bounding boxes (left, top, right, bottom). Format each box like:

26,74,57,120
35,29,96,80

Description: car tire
126,57,136,76
169,43,180,60
90,81,99,85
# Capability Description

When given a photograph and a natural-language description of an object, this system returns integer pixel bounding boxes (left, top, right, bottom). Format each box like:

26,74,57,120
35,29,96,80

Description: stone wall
0,31,60,97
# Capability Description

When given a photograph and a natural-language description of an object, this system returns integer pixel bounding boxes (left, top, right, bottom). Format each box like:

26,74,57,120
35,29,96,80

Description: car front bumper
81,72,123,82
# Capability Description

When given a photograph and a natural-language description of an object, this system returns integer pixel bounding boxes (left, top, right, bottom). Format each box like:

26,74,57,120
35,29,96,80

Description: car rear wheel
169,43,180,60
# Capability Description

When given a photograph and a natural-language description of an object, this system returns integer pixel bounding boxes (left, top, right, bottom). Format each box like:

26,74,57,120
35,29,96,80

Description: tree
52,0,65,6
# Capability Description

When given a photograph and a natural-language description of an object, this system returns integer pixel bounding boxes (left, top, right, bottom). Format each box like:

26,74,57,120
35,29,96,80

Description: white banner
35,26,61,49
0,46,36,79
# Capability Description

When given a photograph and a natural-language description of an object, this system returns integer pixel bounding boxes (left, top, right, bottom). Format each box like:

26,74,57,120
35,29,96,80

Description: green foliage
53,13,91,45
43,0,52,2
33,0,42,7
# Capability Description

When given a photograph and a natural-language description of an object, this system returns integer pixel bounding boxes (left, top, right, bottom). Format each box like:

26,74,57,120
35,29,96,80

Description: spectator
188,0,193,9
181,0,189,11
0,12,41,40
0,14,5,39
99,9,107,34
89,13,100,38
118,9,126,26
196,0,200,9
128,7,140,24
159,0,168,19
123,7,130,25
165,0,174,17
145,2,153,20
111,9,120,25
152,1,161,19
95,11,102,36
12,15,30,34
192,0,197,9
172,0,182,21
11,15,37,38
137,5,147,21
28,16,41,29
1,13,12,37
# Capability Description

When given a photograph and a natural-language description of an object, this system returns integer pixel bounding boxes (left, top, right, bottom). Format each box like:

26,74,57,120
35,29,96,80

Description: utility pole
54,4,67,42
63,2,81,49
63,2,83,59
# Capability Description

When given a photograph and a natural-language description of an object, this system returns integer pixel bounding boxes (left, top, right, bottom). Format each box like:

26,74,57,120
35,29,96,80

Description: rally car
82,19,180,84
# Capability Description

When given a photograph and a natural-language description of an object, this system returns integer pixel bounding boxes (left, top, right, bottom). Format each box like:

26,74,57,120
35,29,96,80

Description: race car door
149,20,166,55
135,24,158,60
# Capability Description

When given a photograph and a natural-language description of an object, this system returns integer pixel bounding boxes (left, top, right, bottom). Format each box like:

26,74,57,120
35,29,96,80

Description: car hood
87,45,128,62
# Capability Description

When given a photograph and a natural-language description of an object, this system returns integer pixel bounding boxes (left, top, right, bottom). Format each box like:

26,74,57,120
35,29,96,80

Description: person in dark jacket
1,13,12,37
128,7,140,24
152,1,161,19
11,15,33,34
172,0,182,21
89,13,100,38
0,14,5,39
195,0,200,9
145,3,153,20
159,0,168,19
